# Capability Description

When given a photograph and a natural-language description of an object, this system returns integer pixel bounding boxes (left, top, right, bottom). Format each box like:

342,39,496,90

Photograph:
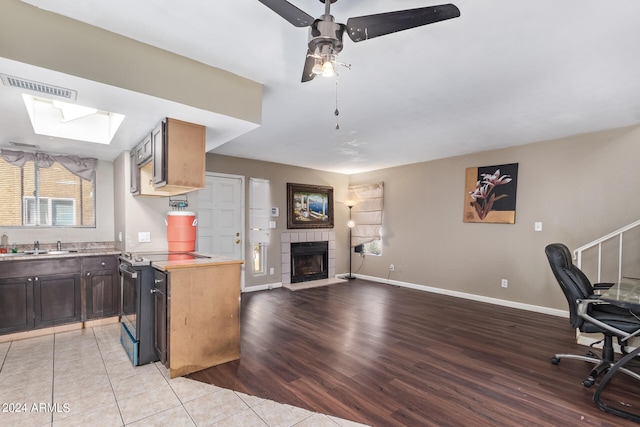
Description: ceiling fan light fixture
321,60,334,77
312,59,323,75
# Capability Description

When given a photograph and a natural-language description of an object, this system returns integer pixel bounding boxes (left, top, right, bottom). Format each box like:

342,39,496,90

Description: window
23,197,76,226
249,178,271,275
349,182,384,256
0,151,96,227
361,239,382,256
252,243,266,275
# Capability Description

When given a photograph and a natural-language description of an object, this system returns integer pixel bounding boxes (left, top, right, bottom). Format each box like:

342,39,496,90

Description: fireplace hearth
291,241,329,283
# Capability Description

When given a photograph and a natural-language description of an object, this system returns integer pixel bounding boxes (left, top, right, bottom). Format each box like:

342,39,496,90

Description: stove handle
119,263,138,279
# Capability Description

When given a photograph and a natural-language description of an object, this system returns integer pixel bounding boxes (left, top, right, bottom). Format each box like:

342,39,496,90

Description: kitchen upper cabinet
130,150,140,195
132,118,206,197
83,255,119,320
151,121,164,185
0,277,34,334
135,133,153,165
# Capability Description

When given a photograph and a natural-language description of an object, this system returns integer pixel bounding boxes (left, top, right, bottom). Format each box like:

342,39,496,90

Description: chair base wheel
583,377,595,387
551,357,560,365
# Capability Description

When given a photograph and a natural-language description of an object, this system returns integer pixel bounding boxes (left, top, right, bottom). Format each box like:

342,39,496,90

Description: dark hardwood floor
188,279,640,426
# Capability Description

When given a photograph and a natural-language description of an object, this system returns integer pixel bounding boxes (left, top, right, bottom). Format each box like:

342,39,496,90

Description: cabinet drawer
82,256,118,272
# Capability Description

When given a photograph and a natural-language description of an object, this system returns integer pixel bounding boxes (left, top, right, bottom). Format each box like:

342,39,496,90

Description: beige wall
0,0,261,125
205,154,351,289
350,125,640,311
113,152,192,253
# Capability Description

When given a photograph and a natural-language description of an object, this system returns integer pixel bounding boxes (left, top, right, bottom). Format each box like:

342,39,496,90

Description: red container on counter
166,211,197,252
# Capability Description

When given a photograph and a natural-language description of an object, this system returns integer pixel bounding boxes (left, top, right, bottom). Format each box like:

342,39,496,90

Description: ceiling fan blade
301,50,317,82
258,0,314,27
346,4,460,42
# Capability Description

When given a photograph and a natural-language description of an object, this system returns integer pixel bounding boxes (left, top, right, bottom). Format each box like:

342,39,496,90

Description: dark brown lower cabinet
152,269,168,365
0,277,34,334
85,269,119,320
33,273,81,329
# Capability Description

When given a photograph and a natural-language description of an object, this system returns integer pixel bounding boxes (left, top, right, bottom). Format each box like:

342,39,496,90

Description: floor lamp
345,200,357,280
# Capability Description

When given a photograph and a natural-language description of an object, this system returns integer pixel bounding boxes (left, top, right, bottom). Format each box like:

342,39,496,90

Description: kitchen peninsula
151,255,244,378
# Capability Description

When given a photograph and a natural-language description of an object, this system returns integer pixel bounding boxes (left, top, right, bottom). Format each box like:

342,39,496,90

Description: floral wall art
463,163,519,224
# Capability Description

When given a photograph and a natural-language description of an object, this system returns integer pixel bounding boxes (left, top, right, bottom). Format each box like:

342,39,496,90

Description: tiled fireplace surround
281,231,336,285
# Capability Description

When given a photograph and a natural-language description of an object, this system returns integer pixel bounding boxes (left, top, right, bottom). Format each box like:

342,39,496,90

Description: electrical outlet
501,279,508,288
269,267,275,275
138,231,151,243
534,222,543,232
389,264,395,272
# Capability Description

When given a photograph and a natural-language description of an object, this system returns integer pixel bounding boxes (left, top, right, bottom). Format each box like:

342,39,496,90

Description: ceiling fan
258,0,461,82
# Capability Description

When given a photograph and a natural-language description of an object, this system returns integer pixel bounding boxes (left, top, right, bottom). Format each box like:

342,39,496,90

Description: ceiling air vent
1,74,77,100
9,141,40,149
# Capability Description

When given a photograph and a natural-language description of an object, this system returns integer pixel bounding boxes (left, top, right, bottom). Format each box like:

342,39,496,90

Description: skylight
22,94,125,144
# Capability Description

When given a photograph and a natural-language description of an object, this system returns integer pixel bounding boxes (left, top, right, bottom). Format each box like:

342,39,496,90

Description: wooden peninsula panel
164,260,242,378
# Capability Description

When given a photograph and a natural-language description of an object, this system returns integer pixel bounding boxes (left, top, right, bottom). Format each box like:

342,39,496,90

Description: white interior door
197,173,244,262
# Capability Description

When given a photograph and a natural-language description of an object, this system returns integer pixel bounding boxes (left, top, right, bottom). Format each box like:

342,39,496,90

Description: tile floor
0,324,369,427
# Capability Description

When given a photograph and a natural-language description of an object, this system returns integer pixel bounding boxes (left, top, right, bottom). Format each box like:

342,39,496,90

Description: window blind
348,182,383,247
249,177,271,244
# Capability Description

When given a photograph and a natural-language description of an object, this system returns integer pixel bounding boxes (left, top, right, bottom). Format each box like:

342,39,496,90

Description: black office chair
545,243,640,387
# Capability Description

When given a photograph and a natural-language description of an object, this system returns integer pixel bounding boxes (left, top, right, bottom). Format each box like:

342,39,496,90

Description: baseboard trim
243,282,283,293
353,274,569,318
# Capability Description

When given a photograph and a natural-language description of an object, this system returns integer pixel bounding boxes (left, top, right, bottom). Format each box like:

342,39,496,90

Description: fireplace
290,241,329,283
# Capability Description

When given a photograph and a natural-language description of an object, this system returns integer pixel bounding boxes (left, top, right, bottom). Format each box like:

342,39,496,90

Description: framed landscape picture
287,183,334,229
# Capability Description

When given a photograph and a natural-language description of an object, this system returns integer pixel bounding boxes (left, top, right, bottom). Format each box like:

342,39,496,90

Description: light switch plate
534,222,543,232
138,231,151,242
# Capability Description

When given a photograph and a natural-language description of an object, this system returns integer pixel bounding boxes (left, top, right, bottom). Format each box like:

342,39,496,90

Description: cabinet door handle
87,272,91,276
27,278,32,282
154,279,163,284
101,262,106,266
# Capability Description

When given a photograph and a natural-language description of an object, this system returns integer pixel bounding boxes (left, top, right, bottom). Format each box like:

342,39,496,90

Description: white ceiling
3,0,640,174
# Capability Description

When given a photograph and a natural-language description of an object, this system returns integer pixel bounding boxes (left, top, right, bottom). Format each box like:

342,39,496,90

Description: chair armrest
593,282,614,290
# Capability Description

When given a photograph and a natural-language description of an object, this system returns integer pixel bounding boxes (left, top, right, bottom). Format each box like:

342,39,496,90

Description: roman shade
348,182,383,247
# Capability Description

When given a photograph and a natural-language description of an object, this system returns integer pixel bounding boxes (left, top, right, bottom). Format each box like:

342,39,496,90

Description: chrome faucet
34,240,39,250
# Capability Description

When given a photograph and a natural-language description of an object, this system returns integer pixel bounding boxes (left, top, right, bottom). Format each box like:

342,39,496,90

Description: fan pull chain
335,75,340,130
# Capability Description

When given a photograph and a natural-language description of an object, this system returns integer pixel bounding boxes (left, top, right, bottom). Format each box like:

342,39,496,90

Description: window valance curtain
348,182,383,248
0,149,97,181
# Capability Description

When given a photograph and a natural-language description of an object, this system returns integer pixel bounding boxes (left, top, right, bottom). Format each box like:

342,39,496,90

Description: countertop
0,248,121,261
151,254,244,271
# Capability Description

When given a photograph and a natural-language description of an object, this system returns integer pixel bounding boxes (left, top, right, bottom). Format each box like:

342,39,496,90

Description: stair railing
574,219,640,283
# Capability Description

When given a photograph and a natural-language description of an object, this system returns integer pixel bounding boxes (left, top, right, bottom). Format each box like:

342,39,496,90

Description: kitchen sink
5,250,80,256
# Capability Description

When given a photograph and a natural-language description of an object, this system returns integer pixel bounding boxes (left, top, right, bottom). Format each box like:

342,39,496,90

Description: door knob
235,239,240,244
